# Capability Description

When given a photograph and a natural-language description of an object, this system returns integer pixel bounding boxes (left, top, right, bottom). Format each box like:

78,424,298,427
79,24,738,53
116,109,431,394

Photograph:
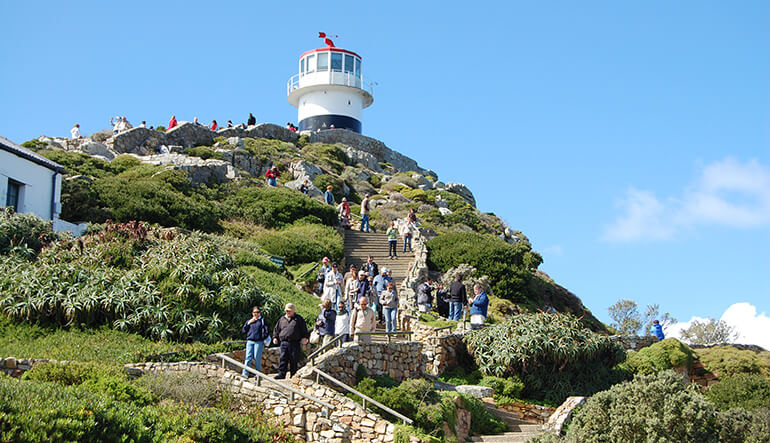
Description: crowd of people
70,113,301,139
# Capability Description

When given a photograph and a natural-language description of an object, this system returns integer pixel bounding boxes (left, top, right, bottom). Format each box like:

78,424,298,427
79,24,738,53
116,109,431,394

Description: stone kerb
542,396,585,434
497,401,557,424
0,357,56,377
308,129,425,174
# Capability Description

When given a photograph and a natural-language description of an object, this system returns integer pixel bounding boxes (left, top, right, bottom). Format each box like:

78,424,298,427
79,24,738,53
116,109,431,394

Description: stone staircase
470,400,543,442
343,230,414,289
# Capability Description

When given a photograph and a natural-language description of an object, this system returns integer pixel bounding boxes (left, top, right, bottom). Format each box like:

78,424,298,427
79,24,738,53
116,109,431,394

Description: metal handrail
306,333,346,365
213,353,334,411
287,72,373,95
312,368,413,425
433,324,455,333
298,262,320,279
355,331,413,343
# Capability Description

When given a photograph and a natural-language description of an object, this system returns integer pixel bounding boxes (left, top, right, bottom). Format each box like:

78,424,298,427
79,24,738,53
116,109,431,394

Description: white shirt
70,126,81,138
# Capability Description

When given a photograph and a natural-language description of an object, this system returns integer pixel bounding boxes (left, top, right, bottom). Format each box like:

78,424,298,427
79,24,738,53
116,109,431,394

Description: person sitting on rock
168,115,177,130
265,165,280,187
139,121,146,128
193,117,200,125
300,179,310,195
226,120,234,128
70,124,82,139
247,113,256,126
210,120,218,131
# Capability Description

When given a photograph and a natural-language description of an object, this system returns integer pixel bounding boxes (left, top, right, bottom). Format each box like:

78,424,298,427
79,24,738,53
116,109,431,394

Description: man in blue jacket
242,306,270,377
469,284,489,330
651,320,665,340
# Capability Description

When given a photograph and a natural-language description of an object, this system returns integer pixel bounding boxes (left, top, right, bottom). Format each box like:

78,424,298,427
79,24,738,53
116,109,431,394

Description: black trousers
277,340,301,378
388,240,397,257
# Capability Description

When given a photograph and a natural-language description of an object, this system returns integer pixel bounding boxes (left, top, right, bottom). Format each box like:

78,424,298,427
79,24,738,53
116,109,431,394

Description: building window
344,54,354,73
317,53,328,71
331,52,342,72
6,179,21,210
355,58,361,78
307,54,315,73
300,58,305,75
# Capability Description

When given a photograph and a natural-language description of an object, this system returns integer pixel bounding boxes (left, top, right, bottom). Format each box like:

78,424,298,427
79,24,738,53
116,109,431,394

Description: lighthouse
287,34,374,134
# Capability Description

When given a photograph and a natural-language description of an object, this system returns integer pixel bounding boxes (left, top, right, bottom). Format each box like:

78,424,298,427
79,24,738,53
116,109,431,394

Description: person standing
247,113,256,126
323,262,344,306
416,278,434,313
448,275,467,321
168,115,178,130
265,165,280,187
337,197,351,228
373,267,390,297
316,299,337,346
324,186,335,205
70,124,82,139
651,320,665,340
468,284,489,329
387,222,398,259
241,306,270,377
355,270,371,305
380,282,399,333
401,219,414,253
335,301,351,342
362,255,378,278
316,256,331,296
360,194,371,232
272,303,309,379
350,297,376,343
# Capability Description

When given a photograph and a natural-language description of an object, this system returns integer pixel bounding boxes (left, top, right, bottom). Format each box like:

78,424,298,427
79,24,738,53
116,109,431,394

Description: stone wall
609,334,657,351
423,333,467,376
399,229,429,308
125,361,395,442
224,343,313,374
542,396,585,434
498,401,556,424
308,129,426,174
0,357,54,377
304,342,424,388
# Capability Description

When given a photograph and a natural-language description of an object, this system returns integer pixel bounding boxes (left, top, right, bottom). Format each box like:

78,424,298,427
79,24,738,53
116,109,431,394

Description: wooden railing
312,368,413,425
212,353,334,412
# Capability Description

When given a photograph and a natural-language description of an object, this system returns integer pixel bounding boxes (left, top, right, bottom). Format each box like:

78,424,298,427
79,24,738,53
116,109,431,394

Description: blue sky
2,1,768,344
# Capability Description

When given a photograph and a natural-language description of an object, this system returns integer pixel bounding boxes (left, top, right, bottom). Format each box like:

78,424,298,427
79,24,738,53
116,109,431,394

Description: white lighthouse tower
287,34,373,134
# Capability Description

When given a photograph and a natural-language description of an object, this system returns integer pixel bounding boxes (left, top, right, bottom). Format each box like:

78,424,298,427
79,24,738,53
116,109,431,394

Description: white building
287,39,374,134
0,135,85,235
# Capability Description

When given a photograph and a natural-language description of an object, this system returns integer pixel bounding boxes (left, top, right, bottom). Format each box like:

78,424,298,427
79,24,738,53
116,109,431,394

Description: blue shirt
469,292,489,317
651,323,665,340
373,275,391,295
324,190,334,205
317,308,337,336
242,317,270,341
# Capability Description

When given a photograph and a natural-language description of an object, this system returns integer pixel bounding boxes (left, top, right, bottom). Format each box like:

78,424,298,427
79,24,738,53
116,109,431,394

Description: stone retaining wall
423,333,467,376
304,342,424,388
542,396,585,434
609,334,657,351
223,343,314,374
497,401,556,424
0,357,54,377
125,361,395,442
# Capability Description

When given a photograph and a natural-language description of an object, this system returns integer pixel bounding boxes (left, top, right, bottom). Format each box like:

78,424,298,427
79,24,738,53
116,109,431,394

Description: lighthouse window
344,54,354,73
331,53,342,72
355,58,361,78
306,54,315,73
317,53,328,71
300,58,305,75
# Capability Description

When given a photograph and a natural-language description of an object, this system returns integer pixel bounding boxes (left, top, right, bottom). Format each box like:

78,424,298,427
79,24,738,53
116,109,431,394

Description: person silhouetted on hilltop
651,320,665,340
247,113,256,126
168,115,177,130
70,124,82,139
226,120,233,128
210,120,218,131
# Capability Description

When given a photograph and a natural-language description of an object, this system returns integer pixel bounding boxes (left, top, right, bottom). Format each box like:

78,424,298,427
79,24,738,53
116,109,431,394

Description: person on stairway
350,297,376,343
241,305,270,377
316,299,337,346
360,194,371,232
322,263,343,309
387,222,398,259
380,282,399,333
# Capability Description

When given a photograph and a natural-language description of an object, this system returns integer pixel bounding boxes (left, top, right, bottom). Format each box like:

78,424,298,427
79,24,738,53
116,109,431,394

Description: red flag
318,32,337,47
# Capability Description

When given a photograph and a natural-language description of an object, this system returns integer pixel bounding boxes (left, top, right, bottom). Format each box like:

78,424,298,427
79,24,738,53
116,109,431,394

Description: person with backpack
241,306,270,377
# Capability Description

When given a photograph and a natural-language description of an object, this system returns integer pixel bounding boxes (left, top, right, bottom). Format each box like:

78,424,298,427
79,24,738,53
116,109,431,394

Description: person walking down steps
360,193,371,232
273,303,309,379
387,222,398,259
350,297,376,343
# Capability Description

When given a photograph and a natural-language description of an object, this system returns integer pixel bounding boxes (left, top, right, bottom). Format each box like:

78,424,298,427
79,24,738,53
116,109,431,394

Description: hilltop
22,122,604,331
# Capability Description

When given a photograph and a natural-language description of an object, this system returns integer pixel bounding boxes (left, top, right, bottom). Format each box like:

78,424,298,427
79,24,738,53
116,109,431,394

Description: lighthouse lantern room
287,34,374,134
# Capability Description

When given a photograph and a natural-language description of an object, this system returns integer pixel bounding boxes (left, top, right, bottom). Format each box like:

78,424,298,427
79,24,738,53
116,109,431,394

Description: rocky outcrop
37,136,117,160
138,153,236,184
308,129,425,174
284,179,323,198
342,146,383,172
218,148,268,177
443,182,476,207
290,159,323,181
542,396,585,433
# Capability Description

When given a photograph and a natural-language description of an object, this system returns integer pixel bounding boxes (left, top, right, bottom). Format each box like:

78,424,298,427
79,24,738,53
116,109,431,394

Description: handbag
309,330,320,344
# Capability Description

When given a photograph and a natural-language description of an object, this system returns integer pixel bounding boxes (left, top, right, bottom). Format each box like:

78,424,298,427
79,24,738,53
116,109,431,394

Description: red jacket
265,168,280,179
168,117,177,129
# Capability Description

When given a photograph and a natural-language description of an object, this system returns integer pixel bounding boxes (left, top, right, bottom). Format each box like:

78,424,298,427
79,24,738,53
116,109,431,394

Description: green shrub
59,178,113,222
717,408,770,443
241,266,321,330
368,174,382,188
242,137,296,164
561,371,721,442
401,188,432,203
427,232,542,301
622,338,695,374
479,375,524,399
135,372,223,407
184,145,223,160
224,186,337,228
464,313,626,404
706,374,770,411
301,143,348,174
0,208,57,255
443,205,488,232
251,222,343,266
21,139,48,150
40,150,118,178
0,226,279,342
438,366,482,386
696,345,770,378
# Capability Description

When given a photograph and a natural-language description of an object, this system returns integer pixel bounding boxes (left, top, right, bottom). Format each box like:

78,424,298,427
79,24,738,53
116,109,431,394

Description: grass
242,266,321,328
418,313,457,329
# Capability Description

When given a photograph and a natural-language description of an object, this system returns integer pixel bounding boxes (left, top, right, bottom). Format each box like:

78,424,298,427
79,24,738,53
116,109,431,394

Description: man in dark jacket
273,303,309,379
242,306,270,377
448,275,467,321
416,278,434,313
355,271,371,305
362,255,378,277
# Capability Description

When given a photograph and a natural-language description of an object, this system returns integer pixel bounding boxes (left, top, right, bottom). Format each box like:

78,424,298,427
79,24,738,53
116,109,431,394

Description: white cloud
602,158,770,242
668,302,770,350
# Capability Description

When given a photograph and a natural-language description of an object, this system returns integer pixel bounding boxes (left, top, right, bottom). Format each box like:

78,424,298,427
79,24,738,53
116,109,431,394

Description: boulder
138,153,236,184
284,179,324,199
454,385,494,398
218,148,267,177
165,122,216,148
437,207,453,215
308,129,424,173
411,174,433,189
243,123,300,143
226,137,244,149
110,127,167,155
343,146,382,172
444,182,476,207
290,160,323,181
79,140,116,160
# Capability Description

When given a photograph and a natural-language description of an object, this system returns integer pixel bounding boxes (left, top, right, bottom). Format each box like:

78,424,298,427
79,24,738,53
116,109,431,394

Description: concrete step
469,432,541,442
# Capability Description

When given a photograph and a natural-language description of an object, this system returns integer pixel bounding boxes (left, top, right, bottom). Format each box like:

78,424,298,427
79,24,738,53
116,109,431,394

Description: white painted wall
0,150,60,221
298,89,364,121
